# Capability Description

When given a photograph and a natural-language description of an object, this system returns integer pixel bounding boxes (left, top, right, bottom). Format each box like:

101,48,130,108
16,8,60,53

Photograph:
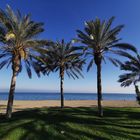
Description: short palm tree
118,51,140,103
76,17,137,116
39,40,84,108
0,6,47,118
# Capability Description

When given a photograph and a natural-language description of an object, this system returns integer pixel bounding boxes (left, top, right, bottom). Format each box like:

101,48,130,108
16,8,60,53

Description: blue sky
0,0,140,93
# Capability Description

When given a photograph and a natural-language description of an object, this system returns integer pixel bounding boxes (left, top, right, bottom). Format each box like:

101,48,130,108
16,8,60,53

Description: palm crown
118,51,140,87
40,40,84,79
0,5,47,77
76,17,137,70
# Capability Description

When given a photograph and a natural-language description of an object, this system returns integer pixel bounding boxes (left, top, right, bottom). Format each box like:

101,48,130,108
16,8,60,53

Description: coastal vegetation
37,40,84,108
0,5,139,121
75,17,137,116
0,6,47,118
118,50,140,104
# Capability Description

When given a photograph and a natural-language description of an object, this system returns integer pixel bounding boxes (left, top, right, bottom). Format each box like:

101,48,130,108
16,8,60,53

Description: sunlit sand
0,100,139,114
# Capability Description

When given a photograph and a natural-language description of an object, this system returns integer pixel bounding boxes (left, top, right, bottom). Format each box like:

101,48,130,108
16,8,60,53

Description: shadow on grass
0,107,140,140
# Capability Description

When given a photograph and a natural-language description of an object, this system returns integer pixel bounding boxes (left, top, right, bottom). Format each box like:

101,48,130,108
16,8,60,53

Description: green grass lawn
0,107,140,140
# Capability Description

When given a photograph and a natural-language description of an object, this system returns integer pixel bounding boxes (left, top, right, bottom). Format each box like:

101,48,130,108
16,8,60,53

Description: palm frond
111,43,137,53
87,59,94,71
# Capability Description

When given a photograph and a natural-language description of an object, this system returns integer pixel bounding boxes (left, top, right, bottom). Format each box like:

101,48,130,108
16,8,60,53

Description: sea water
0,92,136,100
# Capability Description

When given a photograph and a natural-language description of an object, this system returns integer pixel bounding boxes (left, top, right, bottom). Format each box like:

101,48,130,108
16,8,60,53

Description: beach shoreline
0,100,139,113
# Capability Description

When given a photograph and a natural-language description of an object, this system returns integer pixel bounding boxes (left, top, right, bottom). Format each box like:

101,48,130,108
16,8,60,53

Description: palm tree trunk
6,70,17,119
6,56,20,119
60,67,64,108
134,84,140,103
97,62,103,117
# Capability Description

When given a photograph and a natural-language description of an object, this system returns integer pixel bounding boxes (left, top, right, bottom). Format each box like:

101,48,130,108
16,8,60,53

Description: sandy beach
0,100,139,113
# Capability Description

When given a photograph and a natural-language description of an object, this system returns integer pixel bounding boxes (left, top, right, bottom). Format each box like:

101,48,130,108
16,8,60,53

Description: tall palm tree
118,51,140,103
76,17,137,116
38,40,84,108
0,6,48,119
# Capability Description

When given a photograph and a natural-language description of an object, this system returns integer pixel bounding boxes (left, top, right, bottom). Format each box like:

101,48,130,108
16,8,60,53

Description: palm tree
76,17,137,116
38,40,84,108
118,51,140,103
0,6,48,119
